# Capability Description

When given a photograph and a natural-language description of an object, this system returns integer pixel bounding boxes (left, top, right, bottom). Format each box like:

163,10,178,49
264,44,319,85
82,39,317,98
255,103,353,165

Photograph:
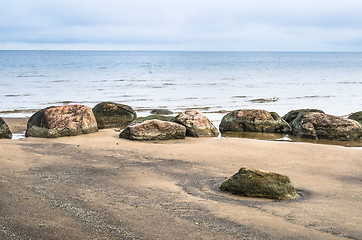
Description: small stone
348,111,362,125
150,109,174,115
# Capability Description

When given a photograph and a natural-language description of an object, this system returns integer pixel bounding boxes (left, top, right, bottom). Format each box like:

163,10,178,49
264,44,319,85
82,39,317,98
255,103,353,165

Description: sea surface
1,50,361,128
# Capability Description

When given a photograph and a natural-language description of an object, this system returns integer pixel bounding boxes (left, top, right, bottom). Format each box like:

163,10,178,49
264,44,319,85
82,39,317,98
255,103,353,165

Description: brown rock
26,105,98,138
172,110,219,137
0,117,12,139
291,112,362,141
219,109,291,133
119,119,186,141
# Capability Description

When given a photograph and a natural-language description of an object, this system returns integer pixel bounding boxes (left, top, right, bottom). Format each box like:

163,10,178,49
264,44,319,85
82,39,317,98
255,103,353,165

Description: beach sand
0,118,361,239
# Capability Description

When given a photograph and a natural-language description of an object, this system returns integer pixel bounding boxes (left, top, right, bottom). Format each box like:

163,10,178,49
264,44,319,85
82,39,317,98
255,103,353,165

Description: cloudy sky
1,0,362,51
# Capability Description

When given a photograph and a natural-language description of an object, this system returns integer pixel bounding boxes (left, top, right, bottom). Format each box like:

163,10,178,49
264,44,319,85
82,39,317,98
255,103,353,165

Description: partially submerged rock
219,109,291,133
150,109,173,115
219,167,299,200
119,119,186,141
131,115,174,125
26,105,98,138
348,111,362,125
283,109,324,124
291,112,362,141
172,110,219,137
92,102,136,129
0,117,12,139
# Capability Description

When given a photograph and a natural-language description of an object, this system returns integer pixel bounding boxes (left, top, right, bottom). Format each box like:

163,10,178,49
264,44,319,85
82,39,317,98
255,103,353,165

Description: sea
1,50,361,131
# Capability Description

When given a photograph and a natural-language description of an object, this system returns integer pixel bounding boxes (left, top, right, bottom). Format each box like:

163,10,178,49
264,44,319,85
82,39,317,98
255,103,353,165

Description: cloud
1,0,362,50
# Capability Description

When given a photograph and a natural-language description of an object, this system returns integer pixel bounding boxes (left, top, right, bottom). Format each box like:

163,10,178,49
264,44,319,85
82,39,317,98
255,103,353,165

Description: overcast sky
1,0,362,51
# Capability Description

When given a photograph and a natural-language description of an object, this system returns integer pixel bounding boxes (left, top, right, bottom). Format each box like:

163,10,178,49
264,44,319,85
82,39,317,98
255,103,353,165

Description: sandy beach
1,118,361,239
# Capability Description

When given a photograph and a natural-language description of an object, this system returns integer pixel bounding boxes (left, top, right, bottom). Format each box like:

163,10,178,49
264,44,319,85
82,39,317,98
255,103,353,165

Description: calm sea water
1,50,361,127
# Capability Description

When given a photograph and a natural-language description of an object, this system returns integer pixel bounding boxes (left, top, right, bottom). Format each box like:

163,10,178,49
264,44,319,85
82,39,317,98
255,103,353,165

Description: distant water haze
0,51,361,126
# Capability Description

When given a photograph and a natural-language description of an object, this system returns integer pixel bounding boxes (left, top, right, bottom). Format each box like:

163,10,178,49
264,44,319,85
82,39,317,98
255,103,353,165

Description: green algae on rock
219,167,299,200
219,109,291,134
0,117,12,139
92,102,137,129
348,111,362,125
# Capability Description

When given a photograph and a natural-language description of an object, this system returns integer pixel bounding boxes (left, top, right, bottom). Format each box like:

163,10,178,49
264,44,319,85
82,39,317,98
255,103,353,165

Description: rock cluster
92,102,137,129
172,110,219,137
26,105,98,138
220,167,299,200
0,117,12,139
219,109,290,134
119,119,186,140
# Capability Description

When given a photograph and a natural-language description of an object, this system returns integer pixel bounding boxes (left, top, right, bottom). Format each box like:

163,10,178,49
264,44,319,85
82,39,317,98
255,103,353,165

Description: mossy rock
282,109,324,124
93,102,137,129
220,167,299,200
150,109,173,115
348,111,362,125
0,117,12,139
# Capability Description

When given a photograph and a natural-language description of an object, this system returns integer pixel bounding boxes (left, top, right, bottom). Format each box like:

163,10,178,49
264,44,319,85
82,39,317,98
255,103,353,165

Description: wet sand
0,118,361,239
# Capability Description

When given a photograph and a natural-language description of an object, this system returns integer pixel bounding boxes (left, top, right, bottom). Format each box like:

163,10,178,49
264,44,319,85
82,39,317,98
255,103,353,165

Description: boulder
290,112,362,141
172,110,219,137
26,105,98,138
219,167,299,200
219,109,291,133
92,102,136,129
0,117,12,139
283,109,324,124
119,119,186,141
348,111,362,125
150,109,173,115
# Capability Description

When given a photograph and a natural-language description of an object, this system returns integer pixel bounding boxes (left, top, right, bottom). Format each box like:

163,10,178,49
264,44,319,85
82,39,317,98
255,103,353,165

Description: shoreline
0,122,361,239
3,117,361,148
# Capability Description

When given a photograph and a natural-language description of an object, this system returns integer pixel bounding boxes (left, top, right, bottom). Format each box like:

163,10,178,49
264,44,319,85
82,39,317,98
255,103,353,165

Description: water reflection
221,132,362,148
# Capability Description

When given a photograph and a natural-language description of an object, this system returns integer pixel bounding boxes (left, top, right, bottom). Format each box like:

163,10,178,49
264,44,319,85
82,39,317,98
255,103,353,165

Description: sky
1,0,362,51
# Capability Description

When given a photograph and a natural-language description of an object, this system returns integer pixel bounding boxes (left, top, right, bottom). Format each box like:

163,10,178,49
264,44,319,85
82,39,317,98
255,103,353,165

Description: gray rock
219,167,299,200
172,110,219,137
219,109,291,133
348,111,362,125
0,117,12,139
290,112,362,141
283,109,324,124
150,109,173,115
119,119,186,141
92,102,137,129
26,105,98,138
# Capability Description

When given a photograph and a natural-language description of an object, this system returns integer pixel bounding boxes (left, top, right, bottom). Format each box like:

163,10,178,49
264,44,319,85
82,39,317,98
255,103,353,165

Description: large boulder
219,109,291,133
119,119,186,141
26,105,98,138
131,115,174,125
219,167,299,200
0,117,12,139
290,112,362,141
283,109,325,124
348,111,362,125
172,110,219,137
92,102,137,129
